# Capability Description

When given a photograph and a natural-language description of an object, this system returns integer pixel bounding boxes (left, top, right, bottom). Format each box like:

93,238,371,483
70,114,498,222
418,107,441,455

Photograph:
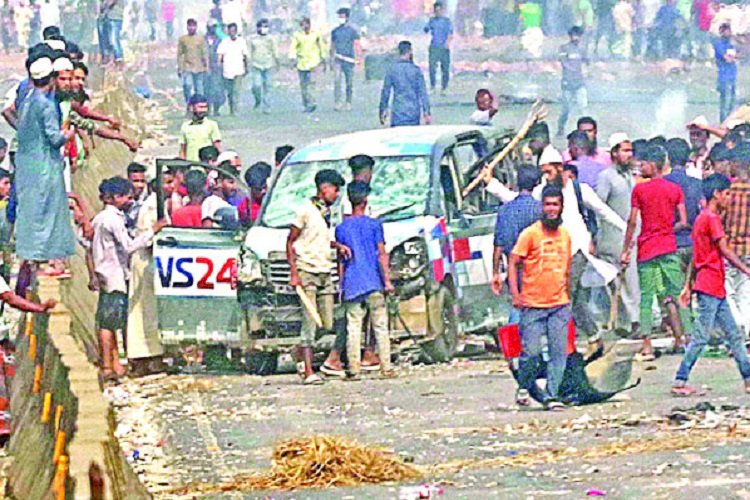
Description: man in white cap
596,133,640,335
14,55,76,276
481,144,626,355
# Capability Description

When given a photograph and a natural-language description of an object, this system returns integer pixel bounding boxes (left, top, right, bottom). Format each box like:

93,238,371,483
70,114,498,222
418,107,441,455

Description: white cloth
217,37,249,79
127,194,165,359
222,0,245,31
91,204,154,294
0,275,10,295
486,178,626,256
40,0,61,28
201,194,231,225
469,109,493,126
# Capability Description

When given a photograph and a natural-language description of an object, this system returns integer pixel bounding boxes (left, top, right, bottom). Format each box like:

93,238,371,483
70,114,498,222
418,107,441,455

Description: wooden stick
295,285,323,329
462,100,547,198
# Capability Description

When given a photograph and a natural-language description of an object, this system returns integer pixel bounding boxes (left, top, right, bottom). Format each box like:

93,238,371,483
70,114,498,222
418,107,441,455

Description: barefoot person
92,177,166,381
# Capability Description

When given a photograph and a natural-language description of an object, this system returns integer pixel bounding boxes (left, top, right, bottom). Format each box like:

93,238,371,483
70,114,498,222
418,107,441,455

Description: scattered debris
168,436,422,493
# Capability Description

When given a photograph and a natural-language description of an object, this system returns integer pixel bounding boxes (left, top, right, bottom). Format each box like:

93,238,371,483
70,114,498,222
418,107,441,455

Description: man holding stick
287,169,347,385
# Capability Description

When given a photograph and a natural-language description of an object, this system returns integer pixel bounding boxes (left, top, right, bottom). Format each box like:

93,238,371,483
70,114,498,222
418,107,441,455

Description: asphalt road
114,351,750,499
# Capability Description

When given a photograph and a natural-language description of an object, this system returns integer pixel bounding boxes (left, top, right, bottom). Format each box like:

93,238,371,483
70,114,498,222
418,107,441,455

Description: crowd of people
474,113,750,408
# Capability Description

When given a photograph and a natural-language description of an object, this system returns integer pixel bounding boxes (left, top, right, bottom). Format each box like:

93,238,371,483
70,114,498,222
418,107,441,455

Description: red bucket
498,318,577,359
498,324,521,359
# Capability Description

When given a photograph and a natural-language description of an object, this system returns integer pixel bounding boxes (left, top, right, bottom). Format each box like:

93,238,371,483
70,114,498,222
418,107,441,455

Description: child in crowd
92,177,166,381
335,181,394,378
672,174,750,396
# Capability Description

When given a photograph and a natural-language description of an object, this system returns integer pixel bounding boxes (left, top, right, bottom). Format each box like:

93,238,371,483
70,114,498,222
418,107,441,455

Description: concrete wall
8,73,161,499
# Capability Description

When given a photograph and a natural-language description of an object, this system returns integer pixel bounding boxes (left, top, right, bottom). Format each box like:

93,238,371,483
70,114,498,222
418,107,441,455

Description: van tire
421,284,459,363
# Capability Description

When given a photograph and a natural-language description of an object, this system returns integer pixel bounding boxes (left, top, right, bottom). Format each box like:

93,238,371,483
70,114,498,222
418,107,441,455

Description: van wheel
421,284,459,363
244,351,279,376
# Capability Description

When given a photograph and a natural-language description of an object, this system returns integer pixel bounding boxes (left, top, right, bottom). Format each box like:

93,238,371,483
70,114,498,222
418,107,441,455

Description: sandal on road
515,389,531,407
303,373,324,385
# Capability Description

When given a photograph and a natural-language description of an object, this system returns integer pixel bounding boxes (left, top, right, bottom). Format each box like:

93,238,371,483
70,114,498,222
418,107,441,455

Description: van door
152,159,245,347
153,227,243,345
447,141,511,333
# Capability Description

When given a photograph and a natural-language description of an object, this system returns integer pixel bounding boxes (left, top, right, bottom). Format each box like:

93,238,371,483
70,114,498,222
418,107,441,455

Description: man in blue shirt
331,7,361,111
379,41,431,127
714,23,737,122
491,165,542,324
424,1,453,94
335,181,395,378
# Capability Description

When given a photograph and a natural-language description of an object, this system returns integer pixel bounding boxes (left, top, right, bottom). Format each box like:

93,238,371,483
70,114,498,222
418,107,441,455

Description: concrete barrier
7,73,163,499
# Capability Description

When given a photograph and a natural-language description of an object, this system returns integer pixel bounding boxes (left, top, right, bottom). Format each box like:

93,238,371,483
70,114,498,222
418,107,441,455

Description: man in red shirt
621,145,690,359
673,174,750,396
239,162,271,225
171,170,206,228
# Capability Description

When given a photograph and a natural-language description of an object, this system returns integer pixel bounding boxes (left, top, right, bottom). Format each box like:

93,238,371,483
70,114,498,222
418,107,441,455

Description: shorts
96,291,128,333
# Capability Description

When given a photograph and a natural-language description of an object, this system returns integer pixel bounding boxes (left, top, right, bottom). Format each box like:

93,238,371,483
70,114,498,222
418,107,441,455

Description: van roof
287,125,487,163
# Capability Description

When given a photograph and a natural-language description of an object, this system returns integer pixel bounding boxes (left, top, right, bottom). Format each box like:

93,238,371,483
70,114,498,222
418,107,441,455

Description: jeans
557,86,587,135
108,19,123,61
298,70,315,110
569,251,598,339
726,257,750,338
345,292,391,374
518,305,571,400
251,68,271,112
97,16,112,59
334,61,354,105
180,72,206,104
718,80,736,123
223,76,243,114
299,270,335,347
638,253,691,336
428,46,450,90
166,21,174,39
675,292,750,382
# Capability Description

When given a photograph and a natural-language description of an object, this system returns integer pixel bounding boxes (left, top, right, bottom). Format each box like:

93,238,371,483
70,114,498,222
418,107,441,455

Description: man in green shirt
249,18,277,114
179,94,222,162
290,17,328,113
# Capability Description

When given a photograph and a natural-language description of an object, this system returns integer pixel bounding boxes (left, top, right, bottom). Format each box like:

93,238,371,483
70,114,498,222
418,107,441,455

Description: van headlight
390,238,427,281
238,247,265,286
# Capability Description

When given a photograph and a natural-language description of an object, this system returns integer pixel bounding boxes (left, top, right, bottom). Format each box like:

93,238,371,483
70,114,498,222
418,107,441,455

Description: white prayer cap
29,57,53,80
52,57,73,72
217,151,240,165
538,145,563,165
687,115,710,128
608,132,631,149
45,39,66,51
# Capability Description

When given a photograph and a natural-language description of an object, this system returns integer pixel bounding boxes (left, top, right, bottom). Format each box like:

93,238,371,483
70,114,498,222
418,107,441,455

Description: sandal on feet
515,389,531,407
635,352,656,362
545,400,565,412
303,373,324,385
361,362,381,372
320,364,346,378
671,384,707,397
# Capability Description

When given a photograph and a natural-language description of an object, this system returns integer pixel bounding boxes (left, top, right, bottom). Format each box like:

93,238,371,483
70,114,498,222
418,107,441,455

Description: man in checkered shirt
724,144,750,338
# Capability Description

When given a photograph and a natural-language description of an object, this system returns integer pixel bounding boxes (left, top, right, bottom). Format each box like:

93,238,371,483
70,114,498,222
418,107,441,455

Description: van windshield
261,156,431,228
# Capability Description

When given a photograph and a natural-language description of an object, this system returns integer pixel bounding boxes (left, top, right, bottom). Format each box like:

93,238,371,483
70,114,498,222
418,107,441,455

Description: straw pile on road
170,435,423,494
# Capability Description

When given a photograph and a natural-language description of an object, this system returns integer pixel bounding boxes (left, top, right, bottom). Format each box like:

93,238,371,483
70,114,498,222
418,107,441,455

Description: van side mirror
213,207,240,230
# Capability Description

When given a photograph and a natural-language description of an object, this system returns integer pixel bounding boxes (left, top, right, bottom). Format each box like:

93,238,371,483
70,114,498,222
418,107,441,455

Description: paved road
113,351,750,499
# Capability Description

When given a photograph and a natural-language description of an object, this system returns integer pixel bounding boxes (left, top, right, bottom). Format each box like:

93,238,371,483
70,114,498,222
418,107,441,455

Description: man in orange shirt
509,185,573,411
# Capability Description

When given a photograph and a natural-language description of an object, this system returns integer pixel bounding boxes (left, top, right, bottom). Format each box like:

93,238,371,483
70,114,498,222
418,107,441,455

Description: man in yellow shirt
290,17,328,113
177,18,208,112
